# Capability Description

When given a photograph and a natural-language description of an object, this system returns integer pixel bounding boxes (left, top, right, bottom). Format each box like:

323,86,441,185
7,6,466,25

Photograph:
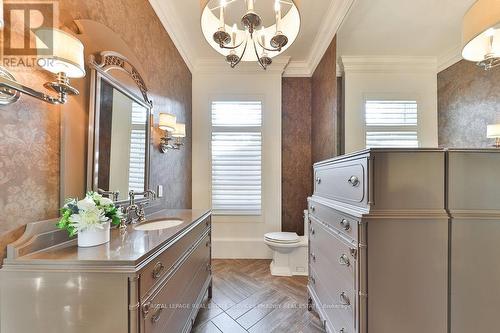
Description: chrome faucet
123,189,157,224
98,188,120,202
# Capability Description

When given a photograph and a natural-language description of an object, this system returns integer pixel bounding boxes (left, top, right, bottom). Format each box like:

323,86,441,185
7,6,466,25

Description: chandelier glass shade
201,0,300,69
462,0,500,70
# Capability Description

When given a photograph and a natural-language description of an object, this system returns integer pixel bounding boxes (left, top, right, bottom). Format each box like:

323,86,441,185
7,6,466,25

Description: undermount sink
134,218,184,231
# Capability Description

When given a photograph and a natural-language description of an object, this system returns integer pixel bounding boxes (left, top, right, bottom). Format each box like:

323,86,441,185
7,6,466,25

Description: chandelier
462,0,500,70
201,0,301,70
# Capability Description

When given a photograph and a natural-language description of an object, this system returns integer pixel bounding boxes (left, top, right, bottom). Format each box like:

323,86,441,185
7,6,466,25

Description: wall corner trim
148,0,195,72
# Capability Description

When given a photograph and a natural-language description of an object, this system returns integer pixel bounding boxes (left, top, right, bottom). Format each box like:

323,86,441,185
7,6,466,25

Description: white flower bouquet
57,192,123,247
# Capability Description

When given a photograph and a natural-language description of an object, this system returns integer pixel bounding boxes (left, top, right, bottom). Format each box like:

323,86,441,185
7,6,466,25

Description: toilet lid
264,232,300,244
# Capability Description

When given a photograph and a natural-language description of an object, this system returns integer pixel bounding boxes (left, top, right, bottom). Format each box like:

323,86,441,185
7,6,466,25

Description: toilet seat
264,232,300,244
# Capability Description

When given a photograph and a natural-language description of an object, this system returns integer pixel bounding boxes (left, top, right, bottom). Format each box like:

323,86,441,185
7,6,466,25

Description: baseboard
212,237,272,259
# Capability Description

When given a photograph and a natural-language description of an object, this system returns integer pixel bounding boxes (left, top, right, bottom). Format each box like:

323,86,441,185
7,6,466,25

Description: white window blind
211,101,262,215
128,103,147,192
365,100,419,148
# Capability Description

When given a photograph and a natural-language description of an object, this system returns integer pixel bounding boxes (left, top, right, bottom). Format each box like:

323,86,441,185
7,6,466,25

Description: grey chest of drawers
308,148,449,333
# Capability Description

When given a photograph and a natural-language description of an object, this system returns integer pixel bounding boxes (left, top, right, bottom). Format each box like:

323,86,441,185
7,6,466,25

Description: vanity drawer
314,157,368,208
310,266,355,333
309,199,359,242
141,233,211,333
140,216,210,298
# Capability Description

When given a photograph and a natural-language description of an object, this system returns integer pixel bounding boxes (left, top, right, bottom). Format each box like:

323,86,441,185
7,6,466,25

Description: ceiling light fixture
200,0,300,70
462,0,500,70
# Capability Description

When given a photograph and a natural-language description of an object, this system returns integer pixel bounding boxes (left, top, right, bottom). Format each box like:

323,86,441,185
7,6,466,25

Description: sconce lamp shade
172,123,186,138
35,29,86,78
159,113,177,132
462,0,500,62
487,124,500,138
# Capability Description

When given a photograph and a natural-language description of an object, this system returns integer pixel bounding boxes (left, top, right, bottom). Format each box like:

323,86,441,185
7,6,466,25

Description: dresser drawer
310,266,355,333
140,216,210,298
309,218,357,289
141,232,211,333
314,157,368,208
309,199,359,242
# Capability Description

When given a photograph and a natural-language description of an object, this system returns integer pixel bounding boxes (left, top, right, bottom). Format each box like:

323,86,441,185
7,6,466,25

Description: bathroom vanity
0,209,212,333
307,148,500,333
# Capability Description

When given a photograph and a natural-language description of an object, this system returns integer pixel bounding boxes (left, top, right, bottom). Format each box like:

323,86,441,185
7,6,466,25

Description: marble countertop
4,209,210,269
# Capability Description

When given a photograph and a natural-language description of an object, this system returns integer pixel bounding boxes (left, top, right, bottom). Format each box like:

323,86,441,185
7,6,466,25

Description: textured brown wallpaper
311,36,338,163
0,0,192,241
282,78,312,235
438,60,500,148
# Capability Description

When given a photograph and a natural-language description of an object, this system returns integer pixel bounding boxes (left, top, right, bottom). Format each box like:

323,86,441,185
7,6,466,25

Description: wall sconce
158,112,186,153
0,28,85,105
487,124,500,148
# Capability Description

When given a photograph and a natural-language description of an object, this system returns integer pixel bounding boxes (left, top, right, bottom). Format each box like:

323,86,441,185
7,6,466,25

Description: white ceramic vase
77,222,111,247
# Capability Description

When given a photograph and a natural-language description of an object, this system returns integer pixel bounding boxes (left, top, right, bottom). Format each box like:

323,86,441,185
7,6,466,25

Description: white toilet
264,210,309,277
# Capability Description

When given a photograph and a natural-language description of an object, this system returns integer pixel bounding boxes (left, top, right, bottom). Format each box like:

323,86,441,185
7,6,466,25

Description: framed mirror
87,51,153,203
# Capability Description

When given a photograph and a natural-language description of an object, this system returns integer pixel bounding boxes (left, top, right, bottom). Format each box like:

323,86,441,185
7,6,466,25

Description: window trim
209,99,264,217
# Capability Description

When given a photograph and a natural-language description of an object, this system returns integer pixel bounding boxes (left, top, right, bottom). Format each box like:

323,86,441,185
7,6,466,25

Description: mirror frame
87,51,153,204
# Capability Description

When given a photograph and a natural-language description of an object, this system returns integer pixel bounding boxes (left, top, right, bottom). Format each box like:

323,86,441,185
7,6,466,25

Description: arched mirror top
89,51,153,107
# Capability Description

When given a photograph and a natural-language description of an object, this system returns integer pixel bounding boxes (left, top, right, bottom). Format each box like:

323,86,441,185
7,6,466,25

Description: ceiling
149,0,354,76
338,0,476,71
150,0,477,75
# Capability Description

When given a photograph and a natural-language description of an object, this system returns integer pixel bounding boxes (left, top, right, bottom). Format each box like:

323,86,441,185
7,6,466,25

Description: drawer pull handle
339,254,350,267
152,262,165,279
339,329,346,333
309,276,316,285
310,253,316,262
151,307,163,324
340,292,351,306
310,205,316,212
340,219,351,231
142,301,151,315
315,177,322,184
310,228,315,235
348,175,360,187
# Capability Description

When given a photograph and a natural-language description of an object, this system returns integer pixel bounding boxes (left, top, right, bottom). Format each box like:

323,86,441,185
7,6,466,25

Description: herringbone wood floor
192,259,325,333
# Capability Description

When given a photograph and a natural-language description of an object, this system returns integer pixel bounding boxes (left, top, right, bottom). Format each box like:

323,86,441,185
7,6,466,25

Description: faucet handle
128,190,136,205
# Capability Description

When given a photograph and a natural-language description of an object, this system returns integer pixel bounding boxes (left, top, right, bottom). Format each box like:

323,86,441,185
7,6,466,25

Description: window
211,101,262,215
365,100,418,148
128,102,147,192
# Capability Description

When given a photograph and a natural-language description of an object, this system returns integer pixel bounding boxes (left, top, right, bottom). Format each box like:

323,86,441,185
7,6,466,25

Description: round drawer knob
315,177,322,184
348,175,360,187
310,205,316,212
340,219,351,231
340,292,351,306
339,254,350,267
152,262,165,279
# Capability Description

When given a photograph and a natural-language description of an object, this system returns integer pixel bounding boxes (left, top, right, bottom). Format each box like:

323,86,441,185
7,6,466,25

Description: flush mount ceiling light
200,0,300,70
462,0,500,70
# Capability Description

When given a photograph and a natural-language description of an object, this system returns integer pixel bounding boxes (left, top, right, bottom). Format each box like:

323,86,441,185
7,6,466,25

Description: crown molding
341,56,438,74
282,60,310,77
194,56,291,75
437,46,463,73
148,0,194,72
305,0,355,76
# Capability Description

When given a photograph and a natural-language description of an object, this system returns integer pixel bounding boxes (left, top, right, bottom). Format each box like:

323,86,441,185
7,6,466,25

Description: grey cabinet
308,149,449,333
448,150,500,333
